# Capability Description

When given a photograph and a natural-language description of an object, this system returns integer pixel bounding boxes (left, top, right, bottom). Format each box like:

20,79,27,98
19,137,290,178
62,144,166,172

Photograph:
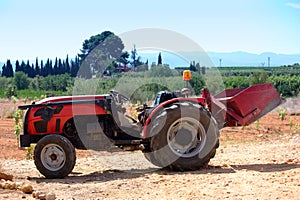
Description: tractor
18,81,282,178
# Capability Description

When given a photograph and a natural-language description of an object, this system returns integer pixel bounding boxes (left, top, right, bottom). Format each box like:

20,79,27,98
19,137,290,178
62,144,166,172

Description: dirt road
0,110,299,199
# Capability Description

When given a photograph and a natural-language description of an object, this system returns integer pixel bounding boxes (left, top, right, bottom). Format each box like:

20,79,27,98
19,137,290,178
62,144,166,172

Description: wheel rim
41,143,66,171
167,117,206,158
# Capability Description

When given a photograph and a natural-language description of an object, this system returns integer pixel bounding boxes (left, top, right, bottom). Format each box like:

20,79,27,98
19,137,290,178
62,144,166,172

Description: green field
1,64,299,101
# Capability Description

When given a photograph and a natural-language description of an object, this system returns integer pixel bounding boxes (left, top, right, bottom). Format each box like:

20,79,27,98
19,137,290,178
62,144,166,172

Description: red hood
36,95,109,104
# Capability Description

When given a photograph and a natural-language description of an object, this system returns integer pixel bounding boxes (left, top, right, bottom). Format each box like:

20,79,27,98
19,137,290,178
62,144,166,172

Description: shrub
277,109,286,121
5,85,17,99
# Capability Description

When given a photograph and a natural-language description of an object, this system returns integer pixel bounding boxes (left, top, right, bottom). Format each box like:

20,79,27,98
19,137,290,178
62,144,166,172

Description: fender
142,97,206,139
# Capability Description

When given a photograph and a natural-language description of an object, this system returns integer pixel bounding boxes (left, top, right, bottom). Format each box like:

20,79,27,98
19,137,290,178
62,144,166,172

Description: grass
25,144,36,160
0,89,68,99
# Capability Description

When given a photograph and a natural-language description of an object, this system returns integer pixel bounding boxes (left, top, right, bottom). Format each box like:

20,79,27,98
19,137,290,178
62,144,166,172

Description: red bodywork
24,95,108,135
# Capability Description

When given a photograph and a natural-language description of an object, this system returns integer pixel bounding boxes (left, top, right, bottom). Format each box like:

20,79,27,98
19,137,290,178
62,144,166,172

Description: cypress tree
15,60,20,72
158,52,162,65
20,61,26,72
40,60,44,77
43,59,51,76
70,56,80,77
58,58,63,74
6,60,14,77
30,63,36,78
53,57,58,75
49,60,53,75
24,60,31,76
70,60,76,77
35,57,40,76
65,55,70,74
1,64,6,77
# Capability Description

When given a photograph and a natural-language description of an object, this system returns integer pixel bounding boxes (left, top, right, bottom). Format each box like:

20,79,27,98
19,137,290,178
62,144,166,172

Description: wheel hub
50,153,57,161
173,124,197,148
41,144,66,171
167,117,206,158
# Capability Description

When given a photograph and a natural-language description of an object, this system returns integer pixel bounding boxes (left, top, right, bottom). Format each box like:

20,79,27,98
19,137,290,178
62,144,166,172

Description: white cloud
286,2,300,9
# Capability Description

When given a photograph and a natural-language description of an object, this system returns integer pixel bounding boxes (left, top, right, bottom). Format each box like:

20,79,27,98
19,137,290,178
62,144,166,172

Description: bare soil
0,100,299,200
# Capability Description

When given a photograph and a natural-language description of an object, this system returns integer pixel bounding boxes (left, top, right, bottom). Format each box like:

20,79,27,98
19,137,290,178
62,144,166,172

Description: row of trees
1,31,153,79
1,56,80,78
1,65,300,100
219,63,300,77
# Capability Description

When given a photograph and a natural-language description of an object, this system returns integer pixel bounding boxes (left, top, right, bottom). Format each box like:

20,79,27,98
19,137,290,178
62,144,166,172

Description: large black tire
147,102,219,171
34,135,76,178
143,144,163,167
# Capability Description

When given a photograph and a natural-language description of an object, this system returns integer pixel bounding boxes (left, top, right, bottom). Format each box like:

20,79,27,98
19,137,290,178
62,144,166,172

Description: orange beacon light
183,70,191,81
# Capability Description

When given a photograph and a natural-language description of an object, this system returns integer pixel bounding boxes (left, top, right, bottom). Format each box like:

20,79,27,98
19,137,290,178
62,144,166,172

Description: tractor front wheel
34,135,76,178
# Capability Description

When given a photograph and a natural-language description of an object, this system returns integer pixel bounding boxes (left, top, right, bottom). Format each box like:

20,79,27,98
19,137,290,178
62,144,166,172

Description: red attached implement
211,83,283,127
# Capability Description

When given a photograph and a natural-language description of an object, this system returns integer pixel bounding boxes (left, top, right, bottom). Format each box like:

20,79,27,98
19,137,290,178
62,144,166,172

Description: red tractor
19,83,282,178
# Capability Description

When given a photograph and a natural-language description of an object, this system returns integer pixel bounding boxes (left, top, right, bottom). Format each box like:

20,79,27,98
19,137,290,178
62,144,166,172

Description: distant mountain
208,51,300,67
138,51,300,68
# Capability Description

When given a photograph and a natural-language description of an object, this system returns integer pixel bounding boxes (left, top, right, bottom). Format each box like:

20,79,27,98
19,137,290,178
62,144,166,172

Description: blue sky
0,0,300,61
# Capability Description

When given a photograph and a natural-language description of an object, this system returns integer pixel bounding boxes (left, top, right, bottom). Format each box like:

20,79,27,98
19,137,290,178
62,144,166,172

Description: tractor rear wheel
148,102,219,171
143,144,163,167
34,135,76,178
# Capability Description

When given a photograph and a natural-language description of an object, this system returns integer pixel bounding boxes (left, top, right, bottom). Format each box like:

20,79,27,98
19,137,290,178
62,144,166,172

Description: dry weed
0,106,17,119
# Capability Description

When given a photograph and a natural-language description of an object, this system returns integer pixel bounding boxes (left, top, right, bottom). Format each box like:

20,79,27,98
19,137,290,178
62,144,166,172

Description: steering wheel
110,90,129,104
